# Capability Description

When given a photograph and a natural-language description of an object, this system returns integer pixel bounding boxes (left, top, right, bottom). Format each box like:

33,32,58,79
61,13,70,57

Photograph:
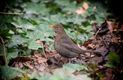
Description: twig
0,36,8,66
41,43,47,58
0,12,23,15
94,27,102,38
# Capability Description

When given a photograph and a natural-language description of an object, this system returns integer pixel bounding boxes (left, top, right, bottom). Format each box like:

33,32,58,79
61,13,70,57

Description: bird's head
50,24,65,34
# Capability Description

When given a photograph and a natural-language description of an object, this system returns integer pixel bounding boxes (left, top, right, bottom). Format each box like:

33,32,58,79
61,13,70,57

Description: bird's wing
55,42,78,58
60,35,75,44
61,42,100,55
61,42,84,54
59,35,85,54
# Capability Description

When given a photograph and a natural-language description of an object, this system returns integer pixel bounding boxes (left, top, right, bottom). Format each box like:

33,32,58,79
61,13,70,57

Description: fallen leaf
83,2,89,10
24,62,33,69
76,2,89,15
107,21,114,32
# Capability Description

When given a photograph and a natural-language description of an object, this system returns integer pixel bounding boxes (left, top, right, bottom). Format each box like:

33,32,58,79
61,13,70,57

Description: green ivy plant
0,0,106,66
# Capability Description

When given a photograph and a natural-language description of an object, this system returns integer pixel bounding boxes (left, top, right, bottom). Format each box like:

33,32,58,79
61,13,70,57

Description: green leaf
26,23,54,40
7,49,18,61
65,28,77,40
105,52,120,68
22,2,49,15
26,30,44,40
12,18,35,30
50,63,88,80
104,63,115,68
9,35,27,47
29,71,51,80
108,52,120,64
0,29,11,39
48,14,67,24
62,1,77,12
0,66,25,80
55,0,77,12
50,68,75,80
54,0,70,6
63,63,87,73
28,40,42,50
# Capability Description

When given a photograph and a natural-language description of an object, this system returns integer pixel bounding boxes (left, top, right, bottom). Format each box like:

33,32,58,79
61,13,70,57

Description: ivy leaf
48,14,67,24
66,15,85,25
0,66,25,80
62,1,77,12
63,63,87,73
9,35,27,47
50,68,75,80
26,23,54,40
12,18,35,30
7,49,18,61
28,39,42,50
54,0,70,6
26,30,44,40
50,63,88,80
22,2,49,15
29,71,51,80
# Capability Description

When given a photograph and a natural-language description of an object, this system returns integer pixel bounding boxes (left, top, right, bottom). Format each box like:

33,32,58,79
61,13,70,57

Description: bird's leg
68,58,71,63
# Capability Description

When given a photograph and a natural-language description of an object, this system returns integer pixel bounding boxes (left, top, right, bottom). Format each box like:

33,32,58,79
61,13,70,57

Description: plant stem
42,43,47,58
0,36,8,66
0,12,23,15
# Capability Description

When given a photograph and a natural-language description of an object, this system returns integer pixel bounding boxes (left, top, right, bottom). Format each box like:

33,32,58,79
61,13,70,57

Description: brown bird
51,24,99,58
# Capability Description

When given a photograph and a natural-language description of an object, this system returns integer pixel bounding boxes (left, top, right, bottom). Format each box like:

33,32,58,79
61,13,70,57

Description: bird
51,24,99,58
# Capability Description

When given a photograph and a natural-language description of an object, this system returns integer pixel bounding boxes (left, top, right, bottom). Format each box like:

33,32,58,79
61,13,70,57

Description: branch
0,36,8,66
0,12,23,15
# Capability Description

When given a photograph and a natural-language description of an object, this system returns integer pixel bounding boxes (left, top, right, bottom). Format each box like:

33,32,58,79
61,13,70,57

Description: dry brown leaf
34,53,41,58
18,62,23,68
35,64,46,72
107,21,121,32
24,62,34,69
36,40,43,45
83,2,89,10
75,2,89,15
37,57,47,64
88,44,96,49
107,21,114,32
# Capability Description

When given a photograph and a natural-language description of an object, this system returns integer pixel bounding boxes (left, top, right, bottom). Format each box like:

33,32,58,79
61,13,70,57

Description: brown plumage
52,24,98,58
